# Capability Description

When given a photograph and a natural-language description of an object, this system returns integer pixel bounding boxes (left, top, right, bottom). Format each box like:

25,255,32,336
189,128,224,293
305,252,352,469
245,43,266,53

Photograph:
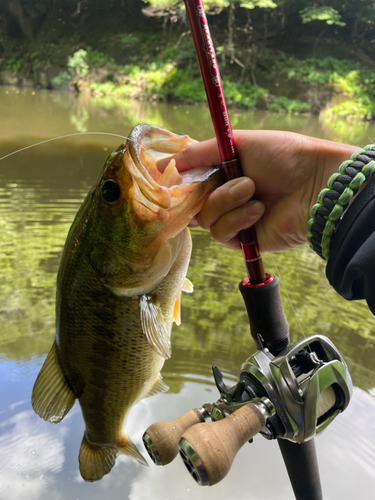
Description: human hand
172,130,358,253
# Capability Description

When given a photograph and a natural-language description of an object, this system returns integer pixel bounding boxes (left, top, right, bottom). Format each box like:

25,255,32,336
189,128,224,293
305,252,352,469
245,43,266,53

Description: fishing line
271,253,310,348
0,132,129,162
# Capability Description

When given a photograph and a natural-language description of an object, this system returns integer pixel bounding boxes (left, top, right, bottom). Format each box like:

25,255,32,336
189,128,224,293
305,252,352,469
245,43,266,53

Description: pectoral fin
31,342,76,423
172,278,193,326
182,277,193,293
172,291,181,326
140,294,171,359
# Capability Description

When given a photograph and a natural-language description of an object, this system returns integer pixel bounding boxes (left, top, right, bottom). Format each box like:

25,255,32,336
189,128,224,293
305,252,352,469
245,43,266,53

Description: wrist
311,138,358,208
307,144,375,259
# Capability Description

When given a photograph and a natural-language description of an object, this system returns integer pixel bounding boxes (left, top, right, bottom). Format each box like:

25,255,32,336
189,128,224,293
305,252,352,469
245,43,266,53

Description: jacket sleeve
326,176,375,315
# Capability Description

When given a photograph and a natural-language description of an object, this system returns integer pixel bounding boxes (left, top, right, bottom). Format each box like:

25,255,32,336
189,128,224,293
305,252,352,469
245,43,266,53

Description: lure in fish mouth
31,125,222,482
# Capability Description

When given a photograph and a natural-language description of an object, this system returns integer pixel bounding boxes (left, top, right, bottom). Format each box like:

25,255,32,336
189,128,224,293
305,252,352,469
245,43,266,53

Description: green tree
299,6,345,27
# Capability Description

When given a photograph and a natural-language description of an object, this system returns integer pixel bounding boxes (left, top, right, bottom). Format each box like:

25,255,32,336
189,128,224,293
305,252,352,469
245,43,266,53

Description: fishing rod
185,0,265,285
142,2,353,499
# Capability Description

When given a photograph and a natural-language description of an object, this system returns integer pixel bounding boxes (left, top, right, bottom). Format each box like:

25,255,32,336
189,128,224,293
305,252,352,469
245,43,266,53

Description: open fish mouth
127,124,219,210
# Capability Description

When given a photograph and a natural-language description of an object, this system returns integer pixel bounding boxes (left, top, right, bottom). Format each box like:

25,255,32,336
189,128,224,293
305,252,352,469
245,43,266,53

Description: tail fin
79,433,148,482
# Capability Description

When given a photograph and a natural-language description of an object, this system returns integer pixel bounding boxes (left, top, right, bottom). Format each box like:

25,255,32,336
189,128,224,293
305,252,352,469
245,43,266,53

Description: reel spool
143,335,352,486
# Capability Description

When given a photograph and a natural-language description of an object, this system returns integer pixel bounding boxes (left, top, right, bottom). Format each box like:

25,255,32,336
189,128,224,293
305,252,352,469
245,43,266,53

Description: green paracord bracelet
307,145,375,260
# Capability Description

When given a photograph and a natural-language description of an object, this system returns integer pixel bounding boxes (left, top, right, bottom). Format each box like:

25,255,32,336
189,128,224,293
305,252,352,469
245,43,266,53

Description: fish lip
127,125,171,209
127,125,220,204
127,124,153,176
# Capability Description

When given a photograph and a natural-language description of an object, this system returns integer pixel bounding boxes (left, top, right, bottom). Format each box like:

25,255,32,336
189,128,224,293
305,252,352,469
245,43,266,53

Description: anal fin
145,373,169,398
31,341,76,423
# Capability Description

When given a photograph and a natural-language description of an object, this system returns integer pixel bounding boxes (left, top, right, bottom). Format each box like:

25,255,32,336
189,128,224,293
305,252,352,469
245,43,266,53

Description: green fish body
31,125,221,482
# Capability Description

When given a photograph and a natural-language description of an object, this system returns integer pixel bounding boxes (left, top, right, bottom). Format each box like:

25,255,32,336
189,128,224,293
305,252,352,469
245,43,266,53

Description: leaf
239,0,277,9
299,6,346,27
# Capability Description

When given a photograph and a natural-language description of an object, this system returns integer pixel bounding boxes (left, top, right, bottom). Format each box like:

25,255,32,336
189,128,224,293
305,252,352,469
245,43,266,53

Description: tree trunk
7,0,34,41
227,2,235,64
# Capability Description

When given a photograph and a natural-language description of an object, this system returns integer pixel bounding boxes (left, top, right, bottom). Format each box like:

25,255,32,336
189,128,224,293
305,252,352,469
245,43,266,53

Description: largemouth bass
31,125,221,482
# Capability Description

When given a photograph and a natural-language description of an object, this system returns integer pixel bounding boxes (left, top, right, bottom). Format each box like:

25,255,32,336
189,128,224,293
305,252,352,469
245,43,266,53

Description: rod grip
239,275,289,354
143,409,204,466
178,403,265,486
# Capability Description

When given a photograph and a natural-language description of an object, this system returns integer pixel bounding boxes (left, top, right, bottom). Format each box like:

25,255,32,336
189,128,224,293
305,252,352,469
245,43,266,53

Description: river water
1,86,375,499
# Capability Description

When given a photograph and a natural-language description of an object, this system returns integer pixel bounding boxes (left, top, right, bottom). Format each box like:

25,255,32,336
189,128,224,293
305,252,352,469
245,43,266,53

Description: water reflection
1,367,375,500
1,87,375,498
2,85,375,145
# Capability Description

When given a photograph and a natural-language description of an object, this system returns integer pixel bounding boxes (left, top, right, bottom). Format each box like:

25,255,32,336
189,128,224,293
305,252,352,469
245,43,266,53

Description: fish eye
101,179,121,203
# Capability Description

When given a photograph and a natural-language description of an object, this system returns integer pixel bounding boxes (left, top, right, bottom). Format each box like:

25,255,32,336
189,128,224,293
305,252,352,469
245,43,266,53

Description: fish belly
56,267,166,480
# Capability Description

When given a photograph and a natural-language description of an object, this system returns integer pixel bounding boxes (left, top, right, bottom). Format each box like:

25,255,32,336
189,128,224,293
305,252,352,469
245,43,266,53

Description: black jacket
326,176,375,315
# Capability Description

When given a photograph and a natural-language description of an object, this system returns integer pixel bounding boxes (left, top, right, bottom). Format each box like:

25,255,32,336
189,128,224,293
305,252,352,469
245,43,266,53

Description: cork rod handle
179,403,266,486
143,409,204,465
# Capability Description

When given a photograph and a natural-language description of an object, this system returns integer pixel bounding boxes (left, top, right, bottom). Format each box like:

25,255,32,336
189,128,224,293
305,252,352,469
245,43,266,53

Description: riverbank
1,1,374,121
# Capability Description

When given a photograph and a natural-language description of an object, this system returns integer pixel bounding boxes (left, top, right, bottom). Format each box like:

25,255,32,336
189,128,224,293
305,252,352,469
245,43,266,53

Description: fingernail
244,201,263,217
229,178,253,200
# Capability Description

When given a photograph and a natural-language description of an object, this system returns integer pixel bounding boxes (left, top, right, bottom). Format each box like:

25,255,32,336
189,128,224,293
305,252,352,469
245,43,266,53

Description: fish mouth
126,125,220,215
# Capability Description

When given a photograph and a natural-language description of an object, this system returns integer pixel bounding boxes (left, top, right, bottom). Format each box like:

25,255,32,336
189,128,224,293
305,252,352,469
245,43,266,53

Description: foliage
86,47,115,67
5,59,22,72
51,71,71,90
269,96,309,114
222,80,269,108
273,56,356,84
67,49,89,80
89,62,270,109
270,54,375,119
1,0,375,120
323,100,375,121
299,6,345,27
143,0,180,7
239,0,277,9
143,0,278,10
272,55,375,99
90,62,179,99
120,34,142,45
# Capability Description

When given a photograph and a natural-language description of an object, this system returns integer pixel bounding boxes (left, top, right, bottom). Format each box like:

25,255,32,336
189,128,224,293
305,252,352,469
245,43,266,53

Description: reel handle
143,408,204,465
178,402,266,486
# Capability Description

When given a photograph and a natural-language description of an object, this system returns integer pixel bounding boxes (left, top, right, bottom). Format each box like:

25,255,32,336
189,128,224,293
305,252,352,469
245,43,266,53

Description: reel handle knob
178,403,265,486
143,408,204,465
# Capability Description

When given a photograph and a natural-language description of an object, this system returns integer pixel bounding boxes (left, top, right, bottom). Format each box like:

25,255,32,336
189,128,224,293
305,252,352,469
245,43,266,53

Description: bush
91,81,117,95
51,71,71,90
222,80,268,108
86,48,115,67
174,78,206,102
271,55,375,99
5,58,22,72
323,100,375,121
67,49,89,80
270,96,309,114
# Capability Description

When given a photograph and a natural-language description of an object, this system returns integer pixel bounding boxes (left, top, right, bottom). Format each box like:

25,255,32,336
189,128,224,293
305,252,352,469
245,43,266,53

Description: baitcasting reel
143,334,352,486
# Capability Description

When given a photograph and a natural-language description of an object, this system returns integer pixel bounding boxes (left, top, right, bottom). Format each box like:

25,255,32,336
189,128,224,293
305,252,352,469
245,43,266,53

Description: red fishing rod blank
184,0,266,284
